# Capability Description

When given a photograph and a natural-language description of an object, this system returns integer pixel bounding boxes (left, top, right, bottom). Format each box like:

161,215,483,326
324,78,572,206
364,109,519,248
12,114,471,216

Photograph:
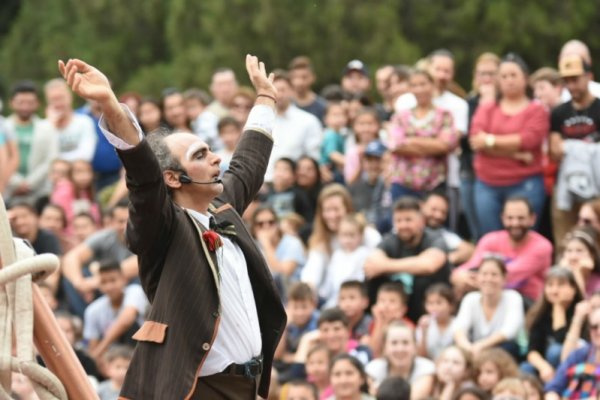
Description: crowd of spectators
3,39,600,400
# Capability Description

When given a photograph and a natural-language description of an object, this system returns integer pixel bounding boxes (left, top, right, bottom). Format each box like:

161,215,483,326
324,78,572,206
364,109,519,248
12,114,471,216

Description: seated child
96,344,134,400
338,280,372,341
362,282,412,357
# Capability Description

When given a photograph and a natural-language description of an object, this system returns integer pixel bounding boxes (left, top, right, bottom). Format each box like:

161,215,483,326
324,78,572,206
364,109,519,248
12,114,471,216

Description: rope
0,193,67,400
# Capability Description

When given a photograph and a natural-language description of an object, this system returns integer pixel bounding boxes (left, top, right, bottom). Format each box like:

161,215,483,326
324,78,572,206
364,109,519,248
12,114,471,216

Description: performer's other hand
58,59,116,105
245,54,277,101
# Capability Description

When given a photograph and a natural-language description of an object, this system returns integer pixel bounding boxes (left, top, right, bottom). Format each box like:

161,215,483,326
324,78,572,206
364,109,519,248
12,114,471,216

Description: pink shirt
50,179,101,235
471,101,549,186
455,230,553,300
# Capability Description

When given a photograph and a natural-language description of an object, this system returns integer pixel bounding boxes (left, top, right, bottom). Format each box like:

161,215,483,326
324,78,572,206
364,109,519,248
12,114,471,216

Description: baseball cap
364,140,387,158
559,55,591,78
343,59,368,76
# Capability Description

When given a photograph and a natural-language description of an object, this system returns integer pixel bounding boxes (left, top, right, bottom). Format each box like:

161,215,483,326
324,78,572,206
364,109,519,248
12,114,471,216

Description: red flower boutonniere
202,230,223,252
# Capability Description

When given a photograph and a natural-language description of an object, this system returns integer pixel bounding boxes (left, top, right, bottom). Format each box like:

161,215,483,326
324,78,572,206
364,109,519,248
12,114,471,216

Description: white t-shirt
321,245,369,308
53,113,97,162
365,356,435,388
454,289,524,342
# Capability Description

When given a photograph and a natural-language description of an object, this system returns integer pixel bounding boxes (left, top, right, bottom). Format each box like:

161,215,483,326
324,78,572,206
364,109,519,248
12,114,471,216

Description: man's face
210,71,238,106
375,66,394,99
166,133,223,198
45,85,72,115
274,79,293,111
422,195,448,229
393,209,425,244
501,200,535,242
9,206,38,239
289,67,315,96
341,71,370,94
429,55,454,91
563,73,591,102
109,207,129,240
10,92,39,121
72,215,97,242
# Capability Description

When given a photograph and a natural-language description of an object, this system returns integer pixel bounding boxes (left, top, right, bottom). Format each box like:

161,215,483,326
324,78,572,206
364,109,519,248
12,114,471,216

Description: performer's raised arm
59,58,140,144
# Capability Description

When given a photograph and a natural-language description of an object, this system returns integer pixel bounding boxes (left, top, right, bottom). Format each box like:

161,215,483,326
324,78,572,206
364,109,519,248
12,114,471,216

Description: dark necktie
209,216,237,238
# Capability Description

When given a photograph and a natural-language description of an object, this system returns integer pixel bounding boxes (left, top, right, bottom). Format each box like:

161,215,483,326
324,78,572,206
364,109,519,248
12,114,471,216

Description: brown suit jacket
116,129,286,399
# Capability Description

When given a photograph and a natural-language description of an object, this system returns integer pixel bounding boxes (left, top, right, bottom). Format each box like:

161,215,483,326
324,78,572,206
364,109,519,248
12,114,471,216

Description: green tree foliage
1,0,599,100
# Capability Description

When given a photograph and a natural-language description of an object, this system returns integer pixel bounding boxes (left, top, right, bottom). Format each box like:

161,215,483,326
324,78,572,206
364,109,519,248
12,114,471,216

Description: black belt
222,355,263,379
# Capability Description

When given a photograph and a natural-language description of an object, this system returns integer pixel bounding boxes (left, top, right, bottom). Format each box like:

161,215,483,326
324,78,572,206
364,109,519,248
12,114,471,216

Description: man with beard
452,196,553,304
421,192,474,266
364,196,450,322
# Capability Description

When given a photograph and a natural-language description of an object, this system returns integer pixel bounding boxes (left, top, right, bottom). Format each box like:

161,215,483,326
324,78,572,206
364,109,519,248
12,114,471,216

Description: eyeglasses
255,219,276,228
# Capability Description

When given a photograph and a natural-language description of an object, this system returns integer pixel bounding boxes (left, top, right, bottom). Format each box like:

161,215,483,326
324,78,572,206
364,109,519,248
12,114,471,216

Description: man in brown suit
59,55,286,399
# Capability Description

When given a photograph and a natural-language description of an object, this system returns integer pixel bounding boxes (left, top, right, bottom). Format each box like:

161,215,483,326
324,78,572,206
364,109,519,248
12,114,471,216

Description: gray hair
146,129,183,196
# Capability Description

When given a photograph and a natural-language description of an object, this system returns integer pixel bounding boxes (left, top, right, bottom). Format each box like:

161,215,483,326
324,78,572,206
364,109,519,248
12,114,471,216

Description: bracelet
256,93,277,103
484,134,496,149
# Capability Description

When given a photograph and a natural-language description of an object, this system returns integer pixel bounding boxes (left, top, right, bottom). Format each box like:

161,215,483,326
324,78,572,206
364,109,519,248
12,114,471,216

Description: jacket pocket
132,321,168,343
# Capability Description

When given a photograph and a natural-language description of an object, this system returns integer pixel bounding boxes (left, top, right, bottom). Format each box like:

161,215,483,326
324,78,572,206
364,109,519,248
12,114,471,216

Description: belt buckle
243,358,261,379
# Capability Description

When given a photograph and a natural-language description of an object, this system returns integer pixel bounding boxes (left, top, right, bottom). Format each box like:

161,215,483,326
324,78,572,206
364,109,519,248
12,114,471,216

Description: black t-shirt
369,228,450,322
551,98,600,141
296,95,327,125
32,228,63,256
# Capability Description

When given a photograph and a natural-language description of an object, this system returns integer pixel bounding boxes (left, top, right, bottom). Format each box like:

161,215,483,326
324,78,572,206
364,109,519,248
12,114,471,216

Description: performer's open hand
245,54,277,100
58,59,115,105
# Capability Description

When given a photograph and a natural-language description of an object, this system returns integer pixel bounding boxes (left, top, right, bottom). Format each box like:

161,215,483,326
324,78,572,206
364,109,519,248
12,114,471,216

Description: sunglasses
255,219,276,228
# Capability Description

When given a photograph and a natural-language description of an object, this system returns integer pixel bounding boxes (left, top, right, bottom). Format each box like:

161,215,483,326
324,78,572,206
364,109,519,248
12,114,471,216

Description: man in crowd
206,68,239,119
341,59,371,95
364,196,449,322
452,196,553,304
267,70,322,182
8,202,62,256
374,64,395,121
550,54,600,244
59,54,286,398
4,81,58,204
559,39,600,101
288,55,327,123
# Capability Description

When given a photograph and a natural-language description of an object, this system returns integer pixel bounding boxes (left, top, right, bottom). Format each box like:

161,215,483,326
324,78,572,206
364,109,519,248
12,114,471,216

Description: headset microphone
179,174,222,185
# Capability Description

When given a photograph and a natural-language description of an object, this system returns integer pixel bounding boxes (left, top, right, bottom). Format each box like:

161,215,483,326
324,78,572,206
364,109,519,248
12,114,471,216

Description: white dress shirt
98,103,276,376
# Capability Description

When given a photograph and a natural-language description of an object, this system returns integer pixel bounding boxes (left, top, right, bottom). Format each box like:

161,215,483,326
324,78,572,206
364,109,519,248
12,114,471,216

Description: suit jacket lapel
185,210,221,295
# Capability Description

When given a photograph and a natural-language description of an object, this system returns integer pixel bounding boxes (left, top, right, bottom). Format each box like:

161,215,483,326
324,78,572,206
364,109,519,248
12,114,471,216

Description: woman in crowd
160,88,191,132
251,205,306,296
301,184,381,301
470,53,549,235
387,69,459,201
328,353,374,400
522,267,583,382
138,98,164,133
462,52,500,240
558,226,600,296
294,156,323,242
365,321,435,399
454,255,524,359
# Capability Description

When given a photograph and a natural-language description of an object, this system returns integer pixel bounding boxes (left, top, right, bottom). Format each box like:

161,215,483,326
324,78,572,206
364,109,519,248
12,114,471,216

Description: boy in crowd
276,282,319,363
83,260,148,361
296,307,372,365
214,116,242,173
530,67,564,111
284,380,319,400
97,344,134,400
337,280,372,341
288,56,328,123
363,282,412,357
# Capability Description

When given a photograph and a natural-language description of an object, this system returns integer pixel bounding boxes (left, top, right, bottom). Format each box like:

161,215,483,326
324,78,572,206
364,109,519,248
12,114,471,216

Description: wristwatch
484,134,496,149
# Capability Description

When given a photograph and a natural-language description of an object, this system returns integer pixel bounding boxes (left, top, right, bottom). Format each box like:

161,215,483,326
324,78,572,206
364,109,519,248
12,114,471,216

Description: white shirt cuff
243,105,275,136
98,104,145,150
